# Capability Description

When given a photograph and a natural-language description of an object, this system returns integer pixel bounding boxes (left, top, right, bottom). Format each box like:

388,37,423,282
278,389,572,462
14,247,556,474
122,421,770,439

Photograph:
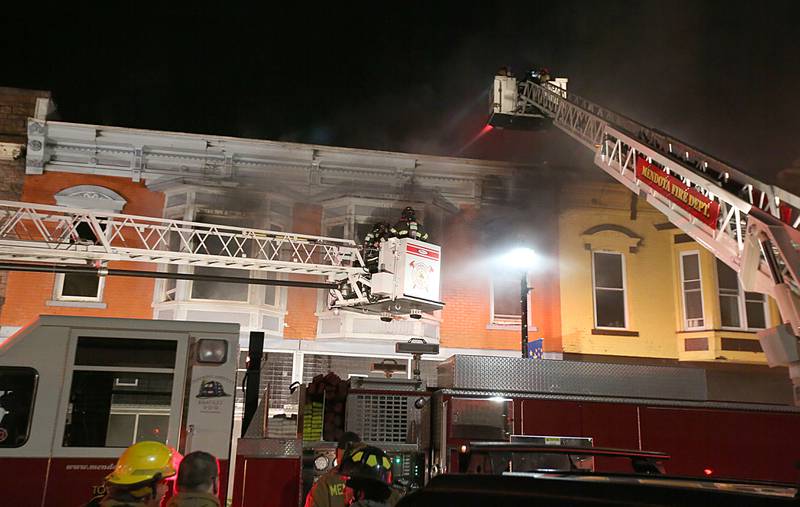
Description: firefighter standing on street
166,451,221,507
85,441,180,507
391,207,429,242
339,445,394,507
304,432,362,507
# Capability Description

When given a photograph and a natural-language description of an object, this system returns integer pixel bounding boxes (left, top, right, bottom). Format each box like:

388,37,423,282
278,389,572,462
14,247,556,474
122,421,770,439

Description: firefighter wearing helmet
362,222,393,273
86,441,180,507
391,207,429,242
339,445,394,507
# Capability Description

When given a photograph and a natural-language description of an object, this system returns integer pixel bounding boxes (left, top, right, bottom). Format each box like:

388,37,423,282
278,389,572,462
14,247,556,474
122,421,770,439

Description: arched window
49,186,127,306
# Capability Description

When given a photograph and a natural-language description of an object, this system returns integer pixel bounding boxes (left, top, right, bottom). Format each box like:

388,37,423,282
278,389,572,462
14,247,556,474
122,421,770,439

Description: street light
499,247,538,358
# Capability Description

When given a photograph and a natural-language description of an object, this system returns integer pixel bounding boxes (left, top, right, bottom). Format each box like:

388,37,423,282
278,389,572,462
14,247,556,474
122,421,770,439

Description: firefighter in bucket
391,207,429,242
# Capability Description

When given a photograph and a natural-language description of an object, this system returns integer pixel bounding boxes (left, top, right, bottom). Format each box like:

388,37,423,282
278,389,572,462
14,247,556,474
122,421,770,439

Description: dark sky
4,2,800,182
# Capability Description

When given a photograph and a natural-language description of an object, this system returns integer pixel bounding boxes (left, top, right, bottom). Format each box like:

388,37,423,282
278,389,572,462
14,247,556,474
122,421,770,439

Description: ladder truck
491,71,800,404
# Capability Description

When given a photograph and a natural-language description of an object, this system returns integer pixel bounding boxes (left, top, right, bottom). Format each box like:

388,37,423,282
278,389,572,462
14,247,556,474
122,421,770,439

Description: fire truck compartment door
183,333,237,459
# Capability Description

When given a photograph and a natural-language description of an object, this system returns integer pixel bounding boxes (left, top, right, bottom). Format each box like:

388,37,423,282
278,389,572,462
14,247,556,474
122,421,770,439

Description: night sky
3,2,800,182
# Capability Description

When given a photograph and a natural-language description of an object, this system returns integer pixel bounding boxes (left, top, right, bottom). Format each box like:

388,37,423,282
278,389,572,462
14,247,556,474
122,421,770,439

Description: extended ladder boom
0,200,365,277
0,200,444,318
492,74,800,402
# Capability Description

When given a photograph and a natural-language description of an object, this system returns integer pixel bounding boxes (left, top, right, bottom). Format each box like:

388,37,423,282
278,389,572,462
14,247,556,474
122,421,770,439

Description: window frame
53,330,188,458
716,259,770,331
591,250,629,330
321,198,417,242
489,271,523,326
51,185,124,303
0,366,39,448
54,271,105,302
679,251,706,330
185,203,290,306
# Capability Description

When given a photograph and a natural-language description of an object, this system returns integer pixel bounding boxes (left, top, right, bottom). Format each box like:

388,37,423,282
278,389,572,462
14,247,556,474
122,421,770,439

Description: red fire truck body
432,355,800,483
0,316,239,507
436,394,800,482
2,317,800,507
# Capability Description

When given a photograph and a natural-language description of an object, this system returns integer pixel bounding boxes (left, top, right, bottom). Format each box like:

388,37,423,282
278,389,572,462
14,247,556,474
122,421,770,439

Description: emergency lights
196,339,228,364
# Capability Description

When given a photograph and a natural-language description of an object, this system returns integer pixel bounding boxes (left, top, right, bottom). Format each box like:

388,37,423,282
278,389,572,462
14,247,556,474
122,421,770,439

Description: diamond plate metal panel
236,437,301,457
437,355,707,401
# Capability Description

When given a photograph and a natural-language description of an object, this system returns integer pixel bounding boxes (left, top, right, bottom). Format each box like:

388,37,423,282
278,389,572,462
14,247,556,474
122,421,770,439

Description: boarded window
721,338,763,352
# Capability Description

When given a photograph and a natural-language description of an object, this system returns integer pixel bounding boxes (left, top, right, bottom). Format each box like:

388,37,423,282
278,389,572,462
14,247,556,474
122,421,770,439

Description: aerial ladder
0,200,443,318
491,71,800,403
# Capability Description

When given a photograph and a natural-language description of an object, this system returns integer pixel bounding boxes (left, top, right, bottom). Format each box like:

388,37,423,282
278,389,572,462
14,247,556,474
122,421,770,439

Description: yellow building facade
559,180,778,365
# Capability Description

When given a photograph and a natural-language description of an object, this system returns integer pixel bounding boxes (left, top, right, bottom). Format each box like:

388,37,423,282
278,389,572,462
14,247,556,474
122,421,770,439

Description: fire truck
3,68,800,506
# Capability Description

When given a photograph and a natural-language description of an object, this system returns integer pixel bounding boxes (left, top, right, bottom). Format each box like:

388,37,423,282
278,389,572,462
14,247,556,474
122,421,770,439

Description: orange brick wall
0,173,165,327
439,206,563,353
283,203,324,339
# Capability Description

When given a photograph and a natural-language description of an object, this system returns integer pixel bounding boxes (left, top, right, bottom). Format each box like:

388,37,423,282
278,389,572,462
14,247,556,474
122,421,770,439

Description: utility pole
520,272,531,358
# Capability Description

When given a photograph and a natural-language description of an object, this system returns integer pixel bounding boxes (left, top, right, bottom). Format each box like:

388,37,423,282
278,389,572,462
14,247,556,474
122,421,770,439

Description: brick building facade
0,87,790,404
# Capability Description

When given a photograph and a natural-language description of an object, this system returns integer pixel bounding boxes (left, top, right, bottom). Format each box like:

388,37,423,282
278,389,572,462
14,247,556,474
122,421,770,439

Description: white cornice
25,119,553,206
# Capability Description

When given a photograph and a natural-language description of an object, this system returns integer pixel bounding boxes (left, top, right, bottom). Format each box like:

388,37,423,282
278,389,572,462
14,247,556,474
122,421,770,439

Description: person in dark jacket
362,222,393,272
305,432,362,507
339,445,394,507
166,451,221,507
391,207,429,242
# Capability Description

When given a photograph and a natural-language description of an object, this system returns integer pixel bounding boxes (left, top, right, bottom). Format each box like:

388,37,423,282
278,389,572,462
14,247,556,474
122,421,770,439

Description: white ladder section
498,76,800,402
0,200,366,278
513,80,800,303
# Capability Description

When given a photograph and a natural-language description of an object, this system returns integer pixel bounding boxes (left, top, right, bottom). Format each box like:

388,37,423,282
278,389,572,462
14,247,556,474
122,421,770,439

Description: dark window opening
492,273,521,322
191,215,251,302
75,337,177,369
61,273,101,299
0,367,38,448
63,371,173,448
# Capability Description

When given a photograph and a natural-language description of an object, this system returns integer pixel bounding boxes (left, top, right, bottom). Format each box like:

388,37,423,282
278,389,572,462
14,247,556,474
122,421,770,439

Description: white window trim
489,273,523,327
108,408,171,447
321,197,421,242
679,251,706,331
716,260,771,331
591,250,629,330
53,267,105,303
185,201,290,307
51,185,124,304
54,185,127,212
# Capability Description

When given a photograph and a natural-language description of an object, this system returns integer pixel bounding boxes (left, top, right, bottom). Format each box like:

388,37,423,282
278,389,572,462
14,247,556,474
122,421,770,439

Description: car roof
396,474,799,507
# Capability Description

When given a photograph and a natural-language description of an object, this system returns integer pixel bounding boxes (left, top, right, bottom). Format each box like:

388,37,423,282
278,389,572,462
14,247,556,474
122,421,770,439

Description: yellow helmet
105,441,180,486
